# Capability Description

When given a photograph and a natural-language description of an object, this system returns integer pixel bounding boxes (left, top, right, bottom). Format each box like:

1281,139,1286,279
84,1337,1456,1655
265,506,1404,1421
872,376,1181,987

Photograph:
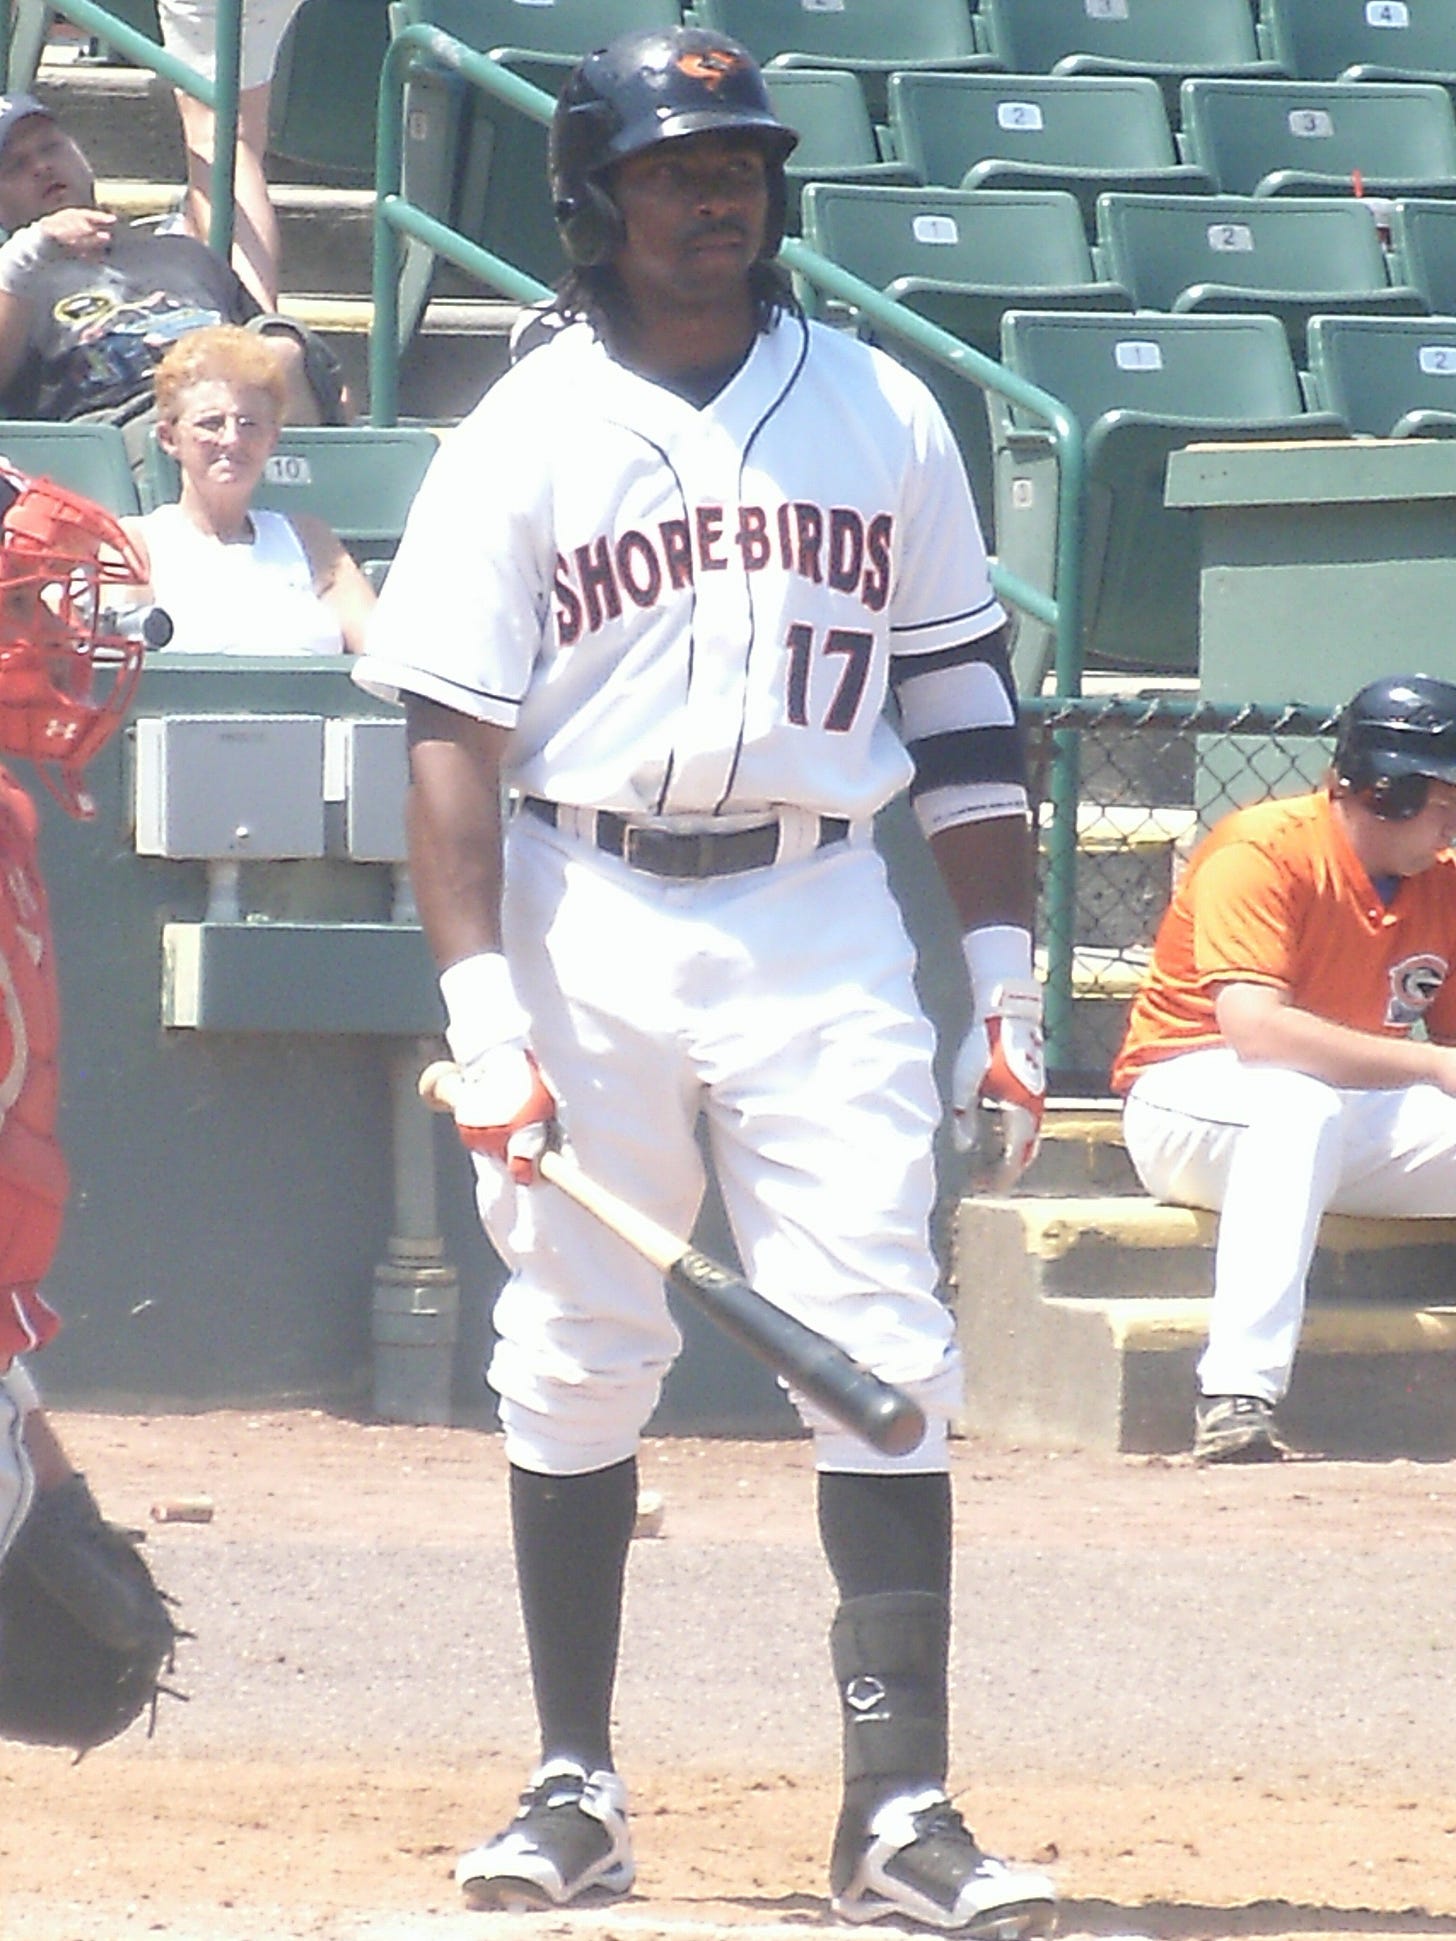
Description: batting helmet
1333,673,1456,820
549,26,799,269
0,461,155,818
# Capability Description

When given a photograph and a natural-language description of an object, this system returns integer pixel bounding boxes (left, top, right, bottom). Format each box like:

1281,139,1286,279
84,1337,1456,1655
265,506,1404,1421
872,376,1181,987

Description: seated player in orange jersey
1113,675,1456,1463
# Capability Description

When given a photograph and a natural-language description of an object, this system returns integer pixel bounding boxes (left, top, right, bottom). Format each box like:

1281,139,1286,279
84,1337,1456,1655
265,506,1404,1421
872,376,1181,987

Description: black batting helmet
549,25,799,269
1332,673,1456,820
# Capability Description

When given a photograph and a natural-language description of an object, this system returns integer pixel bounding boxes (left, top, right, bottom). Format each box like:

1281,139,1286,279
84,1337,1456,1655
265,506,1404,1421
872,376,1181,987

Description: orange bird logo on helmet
675,47,746,89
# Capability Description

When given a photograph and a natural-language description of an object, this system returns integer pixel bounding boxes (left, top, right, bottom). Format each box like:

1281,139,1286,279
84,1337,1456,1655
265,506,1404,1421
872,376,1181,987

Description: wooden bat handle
419,1059,682,1269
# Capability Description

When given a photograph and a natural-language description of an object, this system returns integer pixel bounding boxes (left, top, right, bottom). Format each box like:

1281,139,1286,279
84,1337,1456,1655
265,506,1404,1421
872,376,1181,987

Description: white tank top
140,503,346,656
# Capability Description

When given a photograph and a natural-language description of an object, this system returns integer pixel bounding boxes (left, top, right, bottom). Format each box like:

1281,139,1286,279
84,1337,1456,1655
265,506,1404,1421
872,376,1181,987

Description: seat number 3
785,624,873,732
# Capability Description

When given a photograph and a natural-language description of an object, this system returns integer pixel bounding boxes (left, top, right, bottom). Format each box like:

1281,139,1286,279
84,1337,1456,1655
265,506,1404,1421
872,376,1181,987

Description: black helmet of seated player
1333,673,1456,820
549,25,800,269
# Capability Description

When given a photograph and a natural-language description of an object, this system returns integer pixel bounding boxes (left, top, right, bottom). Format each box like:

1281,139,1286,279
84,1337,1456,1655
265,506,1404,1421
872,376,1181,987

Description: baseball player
356,25,1052,1931
0,464,176,1762
0,457,146,1569
1113,675,1456,1463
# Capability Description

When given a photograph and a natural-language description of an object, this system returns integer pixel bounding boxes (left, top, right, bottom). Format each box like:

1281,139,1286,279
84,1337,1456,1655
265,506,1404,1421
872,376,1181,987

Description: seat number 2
785,624,873,732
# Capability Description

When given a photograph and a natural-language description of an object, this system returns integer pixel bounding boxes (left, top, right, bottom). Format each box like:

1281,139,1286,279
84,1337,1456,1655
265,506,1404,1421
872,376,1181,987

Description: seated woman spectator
122,325,374,654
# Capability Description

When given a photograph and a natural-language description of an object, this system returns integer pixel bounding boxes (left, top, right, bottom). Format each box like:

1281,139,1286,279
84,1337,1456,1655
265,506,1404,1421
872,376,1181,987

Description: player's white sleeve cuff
350,659,521,730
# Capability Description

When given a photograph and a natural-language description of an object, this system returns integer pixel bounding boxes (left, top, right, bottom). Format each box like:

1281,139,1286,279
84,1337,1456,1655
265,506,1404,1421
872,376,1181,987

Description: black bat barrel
668,1249,926,1456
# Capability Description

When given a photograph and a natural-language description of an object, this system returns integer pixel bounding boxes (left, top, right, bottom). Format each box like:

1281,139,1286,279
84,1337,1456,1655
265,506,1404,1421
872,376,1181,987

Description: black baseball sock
510,1456,637,1774
817,1468,952,1603
818,1469,953,1842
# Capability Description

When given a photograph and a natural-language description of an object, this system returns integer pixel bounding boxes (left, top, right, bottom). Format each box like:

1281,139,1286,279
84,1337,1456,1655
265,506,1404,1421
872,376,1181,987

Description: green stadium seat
0,422,141,516
1262,0,1456,88
141,424,439,575
761,69,919,232
1094,191,1427,354
1178,77,1456,200
267,0,391,181
975,0,1283,125
887,71,1215,236
1389,195,1456,311
1306,312,1456,436
990,310,1347,686
688,0,1003,122
798,183,1131,532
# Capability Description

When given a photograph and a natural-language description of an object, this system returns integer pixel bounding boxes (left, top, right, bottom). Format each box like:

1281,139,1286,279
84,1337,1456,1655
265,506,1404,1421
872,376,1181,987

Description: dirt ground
3,1410,1456,1941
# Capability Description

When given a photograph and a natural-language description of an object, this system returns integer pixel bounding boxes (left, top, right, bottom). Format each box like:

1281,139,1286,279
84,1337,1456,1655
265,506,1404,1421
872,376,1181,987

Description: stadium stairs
40,44,513,423
959,1108,1456,1460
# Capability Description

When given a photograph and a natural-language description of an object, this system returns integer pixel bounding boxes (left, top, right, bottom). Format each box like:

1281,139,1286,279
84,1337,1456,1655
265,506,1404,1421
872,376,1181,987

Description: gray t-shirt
0,220,256,423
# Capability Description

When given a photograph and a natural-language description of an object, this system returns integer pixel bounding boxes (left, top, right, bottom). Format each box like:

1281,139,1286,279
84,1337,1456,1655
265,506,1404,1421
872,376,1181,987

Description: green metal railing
369,26,1091,1061
0,0,241,264
369,22,555,422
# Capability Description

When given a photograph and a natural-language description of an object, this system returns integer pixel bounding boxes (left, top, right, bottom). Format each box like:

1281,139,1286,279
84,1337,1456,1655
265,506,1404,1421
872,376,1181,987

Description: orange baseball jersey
0,764,65,1364
1112,789,1456,1093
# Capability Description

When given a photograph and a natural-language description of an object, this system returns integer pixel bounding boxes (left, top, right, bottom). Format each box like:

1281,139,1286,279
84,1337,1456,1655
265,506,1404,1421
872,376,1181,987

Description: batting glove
451,1044,558,1185
439,953,558,1185
953,927,1046,1193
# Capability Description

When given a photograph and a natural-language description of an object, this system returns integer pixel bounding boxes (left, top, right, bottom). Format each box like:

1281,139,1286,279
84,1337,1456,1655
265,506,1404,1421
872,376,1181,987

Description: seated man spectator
0,91,346,468
1113,675,1456,1464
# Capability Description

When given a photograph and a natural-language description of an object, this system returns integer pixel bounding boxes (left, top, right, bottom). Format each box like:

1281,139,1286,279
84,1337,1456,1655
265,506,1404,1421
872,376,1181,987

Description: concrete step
1020,1102,1139,1197
34,60,184,184
1040,683,1199,815
280,294,516,425
953,1192,1456,1457
34,53,358,187
102,179,377,297
1038,801,1195,954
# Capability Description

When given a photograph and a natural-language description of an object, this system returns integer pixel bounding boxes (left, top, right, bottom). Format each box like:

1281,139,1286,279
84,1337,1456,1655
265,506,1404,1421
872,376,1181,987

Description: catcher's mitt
0,1471,182,1754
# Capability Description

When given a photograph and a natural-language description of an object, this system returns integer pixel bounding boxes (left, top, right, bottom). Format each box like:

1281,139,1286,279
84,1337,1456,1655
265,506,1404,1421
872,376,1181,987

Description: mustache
684,217,748,245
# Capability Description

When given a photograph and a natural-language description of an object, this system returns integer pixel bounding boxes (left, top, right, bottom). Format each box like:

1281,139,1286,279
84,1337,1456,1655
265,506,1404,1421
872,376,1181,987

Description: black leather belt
521,796,850,879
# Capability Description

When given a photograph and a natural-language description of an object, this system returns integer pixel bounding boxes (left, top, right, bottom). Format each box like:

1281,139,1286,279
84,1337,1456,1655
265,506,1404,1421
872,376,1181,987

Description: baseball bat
418,1059,926,1458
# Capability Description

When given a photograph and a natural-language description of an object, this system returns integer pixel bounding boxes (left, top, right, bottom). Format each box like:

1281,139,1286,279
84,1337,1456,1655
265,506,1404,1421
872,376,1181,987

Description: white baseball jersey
356,309,1006,822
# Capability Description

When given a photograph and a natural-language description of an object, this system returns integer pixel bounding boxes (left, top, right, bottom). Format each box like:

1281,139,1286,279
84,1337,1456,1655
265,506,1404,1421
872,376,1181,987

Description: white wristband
0,223,62,297
438,951,531,1070
962,924,1034,1019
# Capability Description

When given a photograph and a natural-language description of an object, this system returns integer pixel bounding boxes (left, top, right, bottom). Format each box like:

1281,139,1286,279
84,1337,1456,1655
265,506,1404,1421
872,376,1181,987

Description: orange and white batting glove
952,926,1046,1193
439,953,558,1185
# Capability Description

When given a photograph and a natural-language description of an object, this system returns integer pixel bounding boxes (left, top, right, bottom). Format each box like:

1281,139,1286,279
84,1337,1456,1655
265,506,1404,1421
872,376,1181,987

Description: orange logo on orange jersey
676,47,745,90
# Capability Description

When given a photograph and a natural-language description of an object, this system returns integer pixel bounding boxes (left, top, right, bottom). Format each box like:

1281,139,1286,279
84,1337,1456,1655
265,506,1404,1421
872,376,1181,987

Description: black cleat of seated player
831,1789,1058,1936
1193,1394,1288,1465
454,1757,634,1910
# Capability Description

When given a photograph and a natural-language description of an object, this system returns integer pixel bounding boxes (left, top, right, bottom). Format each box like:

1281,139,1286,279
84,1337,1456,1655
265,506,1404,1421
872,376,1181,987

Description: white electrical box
334,716,410,863
133,714,328,859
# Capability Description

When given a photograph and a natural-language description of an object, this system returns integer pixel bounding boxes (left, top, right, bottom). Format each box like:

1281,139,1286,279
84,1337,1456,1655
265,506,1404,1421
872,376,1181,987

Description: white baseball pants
1122,1047,1456,1401
469,812,964,1477
0,1359,36,1570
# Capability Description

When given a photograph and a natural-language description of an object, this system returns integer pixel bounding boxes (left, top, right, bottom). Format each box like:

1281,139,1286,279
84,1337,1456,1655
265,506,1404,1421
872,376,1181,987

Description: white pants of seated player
1122,1046,1456,1403
467,810,963,1477
0,1368,34,1570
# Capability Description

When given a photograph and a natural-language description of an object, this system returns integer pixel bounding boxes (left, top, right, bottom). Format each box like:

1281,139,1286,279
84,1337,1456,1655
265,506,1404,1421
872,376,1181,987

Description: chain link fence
1024,695,1343,1096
